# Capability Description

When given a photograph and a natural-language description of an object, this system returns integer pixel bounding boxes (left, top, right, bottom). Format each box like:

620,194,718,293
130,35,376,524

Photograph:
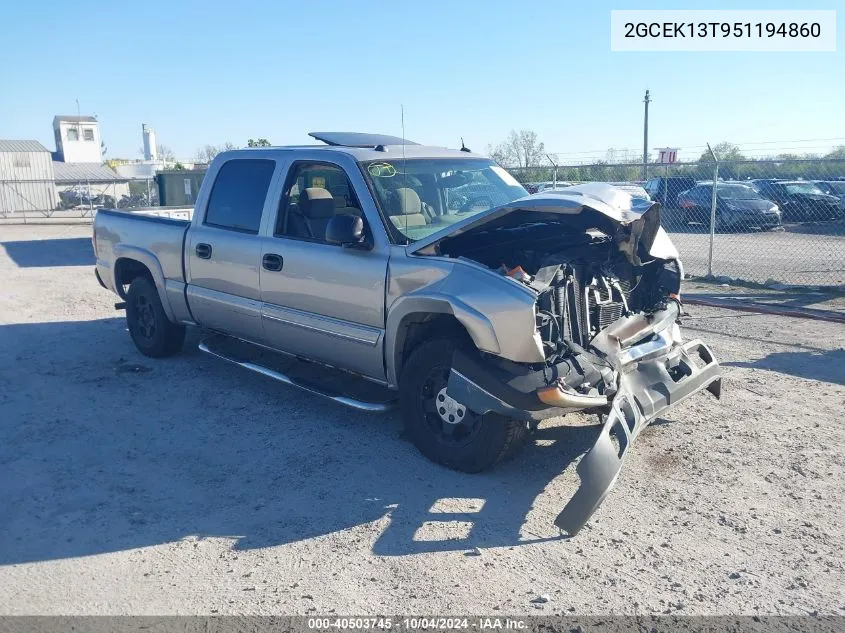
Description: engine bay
439,222,682,361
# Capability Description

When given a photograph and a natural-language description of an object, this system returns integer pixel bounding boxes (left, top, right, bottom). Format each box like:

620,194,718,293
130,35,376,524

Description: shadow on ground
0,318,596,565
1,238,94,268
725,349,845,385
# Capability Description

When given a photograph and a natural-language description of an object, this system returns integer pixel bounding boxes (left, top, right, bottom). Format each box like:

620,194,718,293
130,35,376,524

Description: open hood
410,182,679,262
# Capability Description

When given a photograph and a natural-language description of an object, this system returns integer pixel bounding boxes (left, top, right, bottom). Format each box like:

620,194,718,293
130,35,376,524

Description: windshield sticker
490,165,522,188
368,163,396,178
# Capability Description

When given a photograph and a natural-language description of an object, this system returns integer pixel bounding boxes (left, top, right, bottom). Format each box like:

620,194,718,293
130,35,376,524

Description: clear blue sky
1,0,842,162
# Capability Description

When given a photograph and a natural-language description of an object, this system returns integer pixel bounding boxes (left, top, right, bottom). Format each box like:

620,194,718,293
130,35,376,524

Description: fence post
706,143,719,278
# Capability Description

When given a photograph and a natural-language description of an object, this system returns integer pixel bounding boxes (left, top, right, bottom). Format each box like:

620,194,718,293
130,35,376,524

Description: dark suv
643,177,698,208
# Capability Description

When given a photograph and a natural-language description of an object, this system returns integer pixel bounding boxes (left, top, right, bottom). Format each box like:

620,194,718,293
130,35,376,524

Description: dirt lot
1,224,843,615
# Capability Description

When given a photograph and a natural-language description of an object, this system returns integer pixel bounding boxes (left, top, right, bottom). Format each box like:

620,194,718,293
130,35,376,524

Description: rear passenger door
186,158,280,342
257,160,389,380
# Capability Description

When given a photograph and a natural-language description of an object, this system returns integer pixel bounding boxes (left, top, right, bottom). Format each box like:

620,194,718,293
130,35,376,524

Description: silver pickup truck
93,132,721,535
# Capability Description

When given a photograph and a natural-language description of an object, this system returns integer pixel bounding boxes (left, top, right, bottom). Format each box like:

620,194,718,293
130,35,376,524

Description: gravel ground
1,224,843,616
666,220,845,287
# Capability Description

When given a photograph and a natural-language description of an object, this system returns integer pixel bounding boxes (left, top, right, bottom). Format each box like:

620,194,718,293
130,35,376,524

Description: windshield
717,184,763,200
784,182,825,195
361,158,527,242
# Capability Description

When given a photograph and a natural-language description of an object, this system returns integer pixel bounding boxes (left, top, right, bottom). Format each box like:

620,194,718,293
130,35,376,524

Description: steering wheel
458,195,494,213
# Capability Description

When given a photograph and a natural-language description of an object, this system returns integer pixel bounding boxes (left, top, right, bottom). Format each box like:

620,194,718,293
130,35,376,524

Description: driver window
276,162,363,242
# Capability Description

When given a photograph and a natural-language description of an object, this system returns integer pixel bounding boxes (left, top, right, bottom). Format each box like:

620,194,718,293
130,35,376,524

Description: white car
608,182,651,201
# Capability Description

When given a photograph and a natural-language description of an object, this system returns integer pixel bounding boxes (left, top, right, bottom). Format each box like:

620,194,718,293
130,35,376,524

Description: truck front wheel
125,276,185,358
399,339,528,473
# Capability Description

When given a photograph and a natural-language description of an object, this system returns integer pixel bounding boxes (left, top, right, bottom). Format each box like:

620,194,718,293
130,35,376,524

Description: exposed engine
436,208,682,364
492,238,682,362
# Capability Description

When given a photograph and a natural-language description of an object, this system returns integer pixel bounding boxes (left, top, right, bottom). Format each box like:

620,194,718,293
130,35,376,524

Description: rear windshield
821,181,845,194
784,183,825,195
717,184,763,200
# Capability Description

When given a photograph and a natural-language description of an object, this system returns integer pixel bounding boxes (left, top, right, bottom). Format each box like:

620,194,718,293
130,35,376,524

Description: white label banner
611,10,836,52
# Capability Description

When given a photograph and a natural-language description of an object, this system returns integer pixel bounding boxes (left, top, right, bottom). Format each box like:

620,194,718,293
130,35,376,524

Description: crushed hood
410,182,679,262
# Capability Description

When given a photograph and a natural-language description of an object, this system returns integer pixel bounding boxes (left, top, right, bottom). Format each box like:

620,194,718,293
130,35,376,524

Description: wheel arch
386,296,499,388
112,247,176,322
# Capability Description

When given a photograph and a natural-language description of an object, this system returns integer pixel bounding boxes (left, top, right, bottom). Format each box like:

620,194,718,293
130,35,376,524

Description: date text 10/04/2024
307,618,528,630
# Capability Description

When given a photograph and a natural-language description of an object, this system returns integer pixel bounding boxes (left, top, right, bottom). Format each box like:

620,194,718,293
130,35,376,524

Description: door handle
195,243,212,259
262,253,284,272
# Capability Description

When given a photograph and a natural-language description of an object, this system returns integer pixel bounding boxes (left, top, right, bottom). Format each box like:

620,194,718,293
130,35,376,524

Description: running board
198,341,394,413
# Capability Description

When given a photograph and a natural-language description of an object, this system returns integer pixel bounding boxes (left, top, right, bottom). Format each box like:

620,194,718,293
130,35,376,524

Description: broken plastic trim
554,338,721,536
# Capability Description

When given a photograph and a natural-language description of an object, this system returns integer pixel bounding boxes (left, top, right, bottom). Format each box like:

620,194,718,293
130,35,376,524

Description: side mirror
325,214,368,248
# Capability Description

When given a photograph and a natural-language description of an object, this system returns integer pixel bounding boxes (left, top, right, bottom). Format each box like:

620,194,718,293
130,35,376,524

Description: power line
545,136,845,158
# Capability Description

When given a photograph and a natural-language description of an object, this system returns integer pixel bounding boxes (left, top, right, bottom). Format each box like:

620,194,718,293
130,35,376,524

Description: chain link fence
3,155,844,288
508,158,845,288
0,178,159,222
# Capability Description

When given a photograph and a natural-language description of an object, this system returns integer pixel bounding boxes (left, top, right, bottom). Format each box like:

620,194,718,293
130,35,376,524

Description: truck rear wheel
125,276,185,358
399,339,528,473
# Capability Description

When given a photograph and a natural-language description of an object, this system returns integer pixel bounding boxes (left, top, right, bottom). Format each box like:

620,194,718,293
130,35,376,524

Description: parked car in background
643,176,697,208
523,182,540,194
812,180,845,213
678,182,781,231
751,180,840,222
535,181,574,192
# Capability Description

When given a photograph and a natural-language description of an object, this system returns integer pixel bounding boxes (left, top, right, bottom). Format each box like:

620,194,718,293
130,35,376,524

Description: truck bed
93,208,193,323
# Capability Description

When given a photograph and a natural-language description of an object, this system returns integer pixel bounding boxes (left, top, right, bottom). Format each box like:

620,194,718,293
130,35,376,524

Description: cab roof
232,132,485,161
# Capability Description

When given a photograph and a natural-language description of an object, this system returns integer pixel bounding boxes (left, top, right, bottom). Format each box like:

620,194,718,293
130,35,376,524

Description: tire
125,276,185,358
399,339,528,473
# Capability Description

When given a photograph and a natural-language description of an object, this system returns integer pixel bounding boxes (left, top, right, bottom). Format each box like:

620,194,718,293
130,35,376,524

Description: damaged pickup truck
93,132,722,535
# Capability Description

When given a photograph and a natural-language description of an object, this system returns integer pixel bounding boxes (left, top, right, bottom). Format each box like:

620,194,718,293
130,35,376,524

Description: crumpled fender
384,263,545,388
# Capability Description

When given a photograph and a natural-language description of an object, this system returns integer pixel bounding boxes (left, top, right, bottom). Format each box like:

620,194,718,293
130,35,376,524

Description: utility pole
642,89,651,180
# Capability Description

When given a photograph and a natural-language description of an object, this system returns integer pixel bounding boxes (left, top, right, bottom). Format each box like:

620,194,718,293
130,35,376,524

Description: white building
53,115,102,163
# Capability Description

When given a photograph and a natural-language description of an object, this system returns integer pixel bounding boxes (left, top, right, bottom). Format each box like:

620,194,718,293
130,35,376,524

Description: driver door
257,160,389,380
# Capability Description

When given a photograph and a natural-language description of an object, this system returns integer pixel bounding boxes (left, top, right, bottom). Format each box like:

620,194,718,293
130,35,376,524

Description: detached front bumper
447,302,722,536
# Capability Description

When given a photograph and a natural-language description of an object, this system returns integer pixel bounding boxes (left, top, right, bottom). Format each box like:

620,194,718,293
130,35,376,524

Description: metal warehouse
0,140,58,216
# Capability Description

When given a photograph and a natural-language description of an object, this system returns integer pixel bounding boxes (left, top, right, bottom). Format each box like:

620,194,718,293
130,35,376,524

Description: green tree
247,138,271,147
825,145,845,159
698,142,745,163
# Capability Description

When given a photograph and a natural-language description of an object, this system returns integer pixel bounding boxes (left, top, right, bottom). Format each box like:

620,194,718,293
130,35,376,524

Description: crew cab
93,132,722,535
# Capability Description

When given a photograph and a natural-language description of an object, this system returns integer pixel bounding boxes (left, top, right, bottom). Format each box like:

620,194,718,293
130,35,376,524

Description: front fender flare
384,294,501,388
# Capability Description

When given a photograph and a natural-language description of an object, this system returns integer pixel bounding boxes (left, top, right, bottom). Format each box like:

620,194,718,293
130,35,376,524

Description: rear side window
204,159,275,233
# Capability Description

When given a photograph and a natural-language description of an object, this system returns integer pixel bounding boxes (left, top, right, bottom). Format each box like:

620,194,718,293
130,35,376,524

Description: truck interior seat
388,187,428,229
291,187,336,239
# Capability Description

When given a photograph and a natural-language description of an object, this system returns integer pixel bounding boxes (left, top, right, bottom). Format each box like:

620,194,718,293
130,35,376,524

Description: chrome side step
198,341,394,413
